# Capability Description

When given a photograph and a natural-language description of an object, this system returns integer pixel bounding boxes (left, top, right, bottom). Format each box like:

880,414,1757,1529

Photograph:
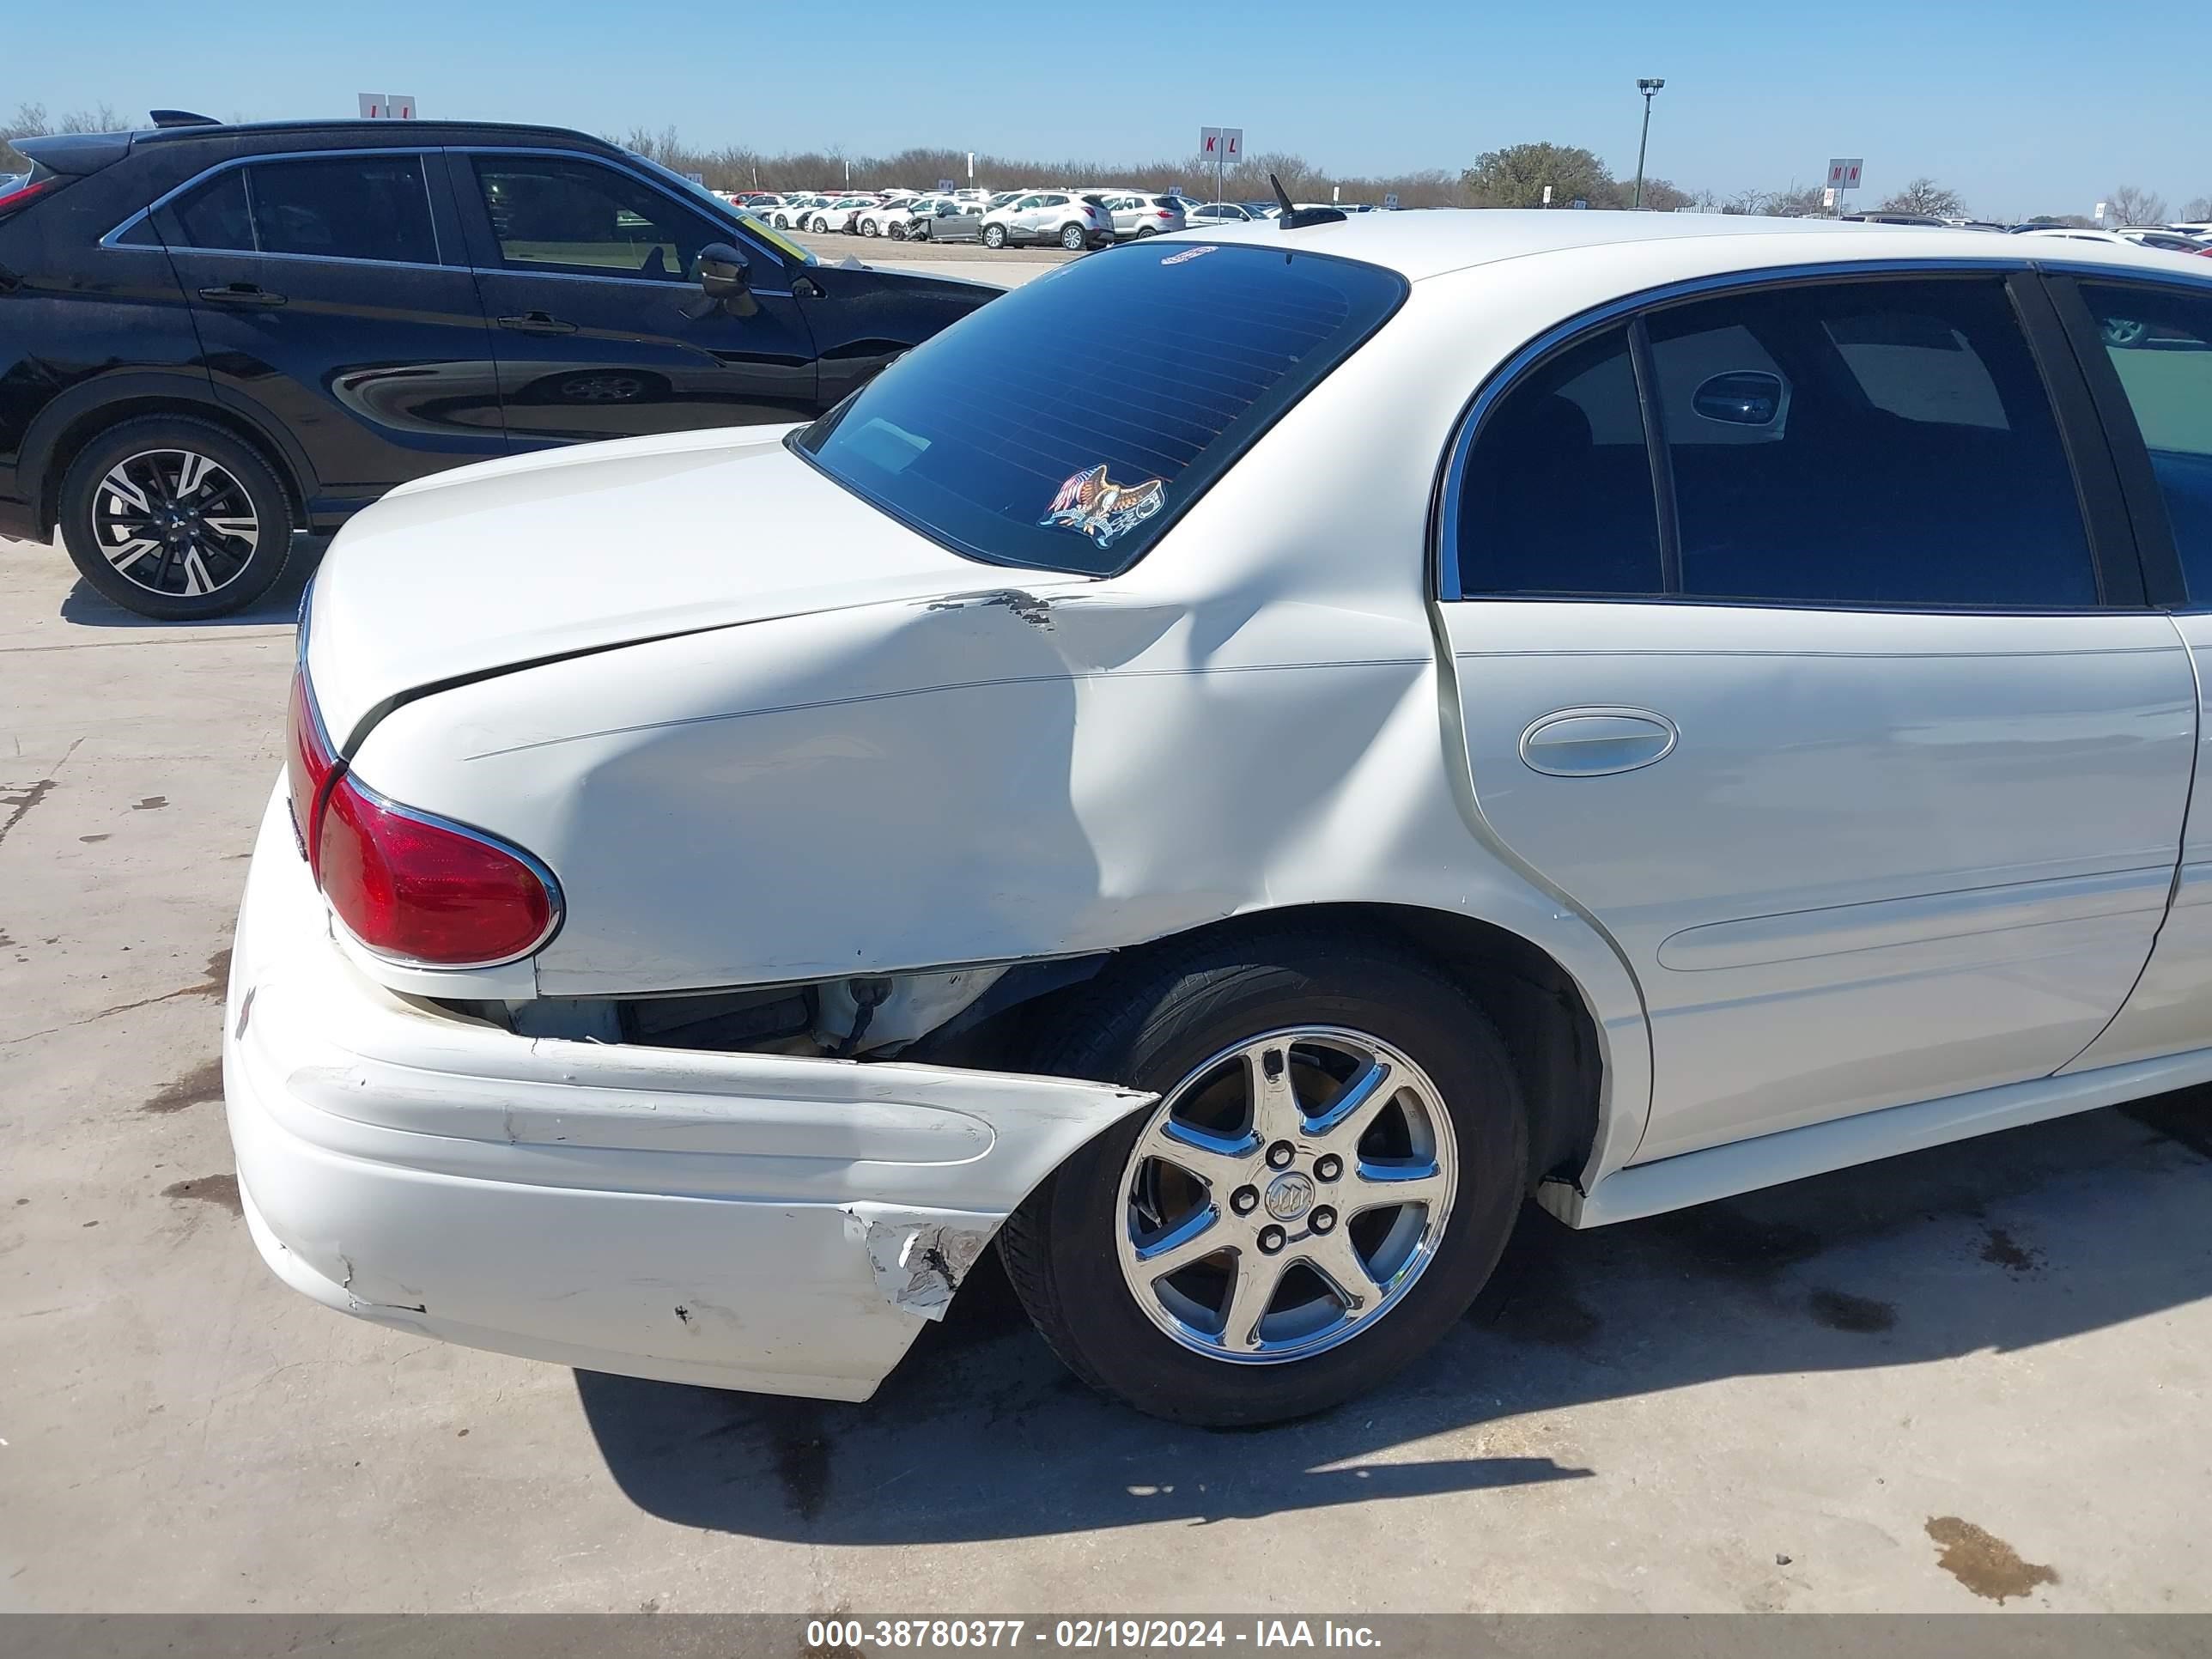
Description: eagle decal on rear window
1039,465,1167,548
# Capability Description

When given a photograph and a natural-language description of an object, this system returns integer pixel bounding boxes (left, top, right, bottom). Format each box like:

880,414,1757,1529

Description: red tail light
317,775,561,968
287,668,338,866
0,175,62,222
288,665,560,968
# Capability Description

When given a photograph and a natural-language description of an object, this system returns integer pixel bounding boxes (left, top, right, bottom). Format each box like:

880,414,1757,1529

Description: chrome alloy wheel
1114,1026,1458,1364
91,448,259,599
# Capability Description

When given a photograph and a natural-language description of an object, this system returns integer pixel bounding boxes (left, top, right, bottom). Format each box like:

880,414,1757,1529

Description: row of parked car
1845,210,2212,258
718,185,1375,250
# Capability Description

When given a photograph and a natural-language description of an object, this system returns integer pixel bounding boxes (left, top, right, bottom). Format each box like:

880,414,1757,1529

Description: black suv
0,117,998,617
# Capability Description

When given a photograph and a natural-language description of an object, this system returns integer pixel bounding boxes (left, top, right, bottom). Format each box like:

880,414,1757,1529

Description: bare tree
55,103,123,135
1877,177,1966,217
2182,195,2212,222
2106,185,2168,227
1762,182,1827,218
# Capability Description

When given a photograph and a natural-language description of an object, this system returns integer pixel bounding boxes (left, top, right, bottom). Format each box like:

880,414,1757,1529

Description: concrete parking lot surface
3,525,2210,1613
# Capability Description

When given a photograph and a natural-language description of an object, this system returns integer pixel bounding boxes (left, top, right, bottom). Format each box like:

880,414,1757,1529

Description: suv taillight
0,174,63,222
287,666,560,968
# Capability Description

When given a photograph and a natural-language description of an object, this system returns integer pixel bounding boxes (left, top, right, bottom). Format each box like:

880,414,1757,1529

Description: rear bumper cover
223,783,1152,1401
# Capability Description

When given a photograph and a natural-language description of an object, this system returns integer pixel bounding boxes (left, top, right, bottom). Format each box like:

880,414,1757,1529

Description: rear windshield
792,242,1406,574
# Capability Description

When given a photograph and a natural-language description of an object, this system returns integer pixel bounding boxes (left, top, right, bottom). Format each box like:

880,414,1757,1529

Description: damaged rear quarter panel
345,275,1654,1178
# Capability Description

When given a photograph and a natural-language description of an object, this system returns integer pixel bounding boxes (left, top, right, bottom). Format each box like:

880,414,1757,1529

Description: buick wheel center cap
1263,1170,1316,1222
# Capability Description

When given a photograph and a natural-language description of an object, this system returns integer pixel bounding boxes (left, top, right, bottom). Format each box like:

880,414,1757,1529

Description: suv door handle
1520,709,1679,776
198,283,286,307
496,311,578,335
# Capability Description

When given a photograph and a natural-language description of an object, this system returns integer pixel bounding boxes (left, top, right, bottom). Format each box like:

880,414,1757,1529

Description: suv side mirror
697,243,750,300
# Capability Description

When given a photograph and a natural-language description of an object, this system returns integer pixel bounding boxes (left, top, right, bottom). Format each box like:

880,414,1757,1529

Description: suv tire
58,415,295,621
982,222,1008,250
1059,222,1087,251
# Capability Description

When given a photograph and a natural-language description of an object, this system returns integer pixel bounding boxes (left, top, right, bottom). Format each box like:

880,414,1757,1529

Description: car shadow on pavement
577,1087,2212,1542
50,535,322,629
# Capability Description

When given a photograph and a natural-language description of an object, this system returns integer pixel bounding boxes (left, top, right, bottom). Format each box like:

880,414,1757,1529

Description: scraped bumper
222,784,1151,1401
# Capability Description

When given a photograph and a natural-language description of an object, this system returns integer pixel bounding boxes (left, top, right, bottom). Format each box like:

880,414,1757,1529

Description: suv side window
1650,278,2096,607
2077,282,2212,599
1458,325,1664,595
168,169,253,252
249,156,438,264
470,155,716,282
164,157,438,264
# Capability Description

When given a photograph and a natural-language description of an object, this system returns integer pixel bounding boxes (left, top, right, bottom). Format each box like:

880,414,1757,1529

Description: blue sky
13,0,2209,218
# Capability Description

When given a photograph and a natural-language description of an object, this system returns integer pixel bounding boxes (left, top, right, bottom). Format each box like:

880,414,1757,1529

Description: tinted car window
1459,325,1663,595
471,156,714,280
2079,282,2212,599
1650,279,2095,607
248,156,438,264
168,169,252,251
797,244,1406,575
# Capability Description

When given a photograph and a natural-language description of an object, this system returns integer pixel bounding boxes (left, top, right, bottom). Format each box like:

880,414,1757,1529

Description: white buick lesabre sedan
228,210,2212,1426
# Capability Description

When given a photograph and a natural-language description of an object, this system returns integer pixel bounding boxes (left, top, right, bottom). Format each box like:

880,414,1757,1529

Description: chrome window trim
449,144,798,284
1431,255,2136,612
101,146,446,264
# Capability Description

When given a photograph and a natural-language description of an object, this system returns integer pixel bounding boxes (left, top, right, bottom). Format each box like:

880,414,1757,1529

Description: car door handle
197,283,286,307
1520,709,1679,776
496,312,578,335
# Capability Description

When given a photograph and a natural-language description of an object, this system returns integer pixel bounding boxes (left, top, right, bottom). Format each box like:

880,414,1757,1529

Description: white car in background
854,198,922,238
806,195,880,233
766,194,831,229
1185,201,1265,228
2016,226,2209,258
229,211,2212,1429
980,191,1115,250
1091,190,1188,239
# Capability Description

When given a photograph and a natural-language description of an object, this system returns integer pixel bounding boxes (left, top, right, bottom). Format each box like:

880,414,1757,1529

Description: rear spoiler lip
15,131,135,177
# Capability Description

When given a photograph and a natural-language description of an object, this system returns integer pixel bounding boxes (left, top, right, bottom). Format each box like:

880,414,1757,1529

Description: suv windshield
793,242,1406,575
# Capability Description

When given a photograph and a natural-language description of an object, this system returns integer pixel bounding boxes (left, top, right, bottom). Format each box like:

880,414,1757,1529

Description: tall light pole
1632,77,1665,210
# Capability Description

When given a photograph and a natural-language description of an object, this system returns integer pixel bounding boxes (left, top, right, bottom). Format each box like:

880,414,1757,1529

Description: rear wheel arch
978,902,1605,1192
30,385,311,536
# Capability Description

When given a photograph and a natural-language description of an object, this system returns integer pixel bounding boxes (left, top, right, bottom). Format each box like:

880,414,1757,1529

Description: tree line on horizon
6,103,2206,230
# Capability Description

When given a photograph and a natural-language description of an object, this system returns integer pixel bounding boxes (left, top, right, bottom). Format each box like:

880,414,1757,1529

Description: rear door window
2078,282,2212,599
1458,325,1663,595
247,155,438,264
167,169,252,252
1650,278,2096,606
163,155,439,264
796,244,1407,574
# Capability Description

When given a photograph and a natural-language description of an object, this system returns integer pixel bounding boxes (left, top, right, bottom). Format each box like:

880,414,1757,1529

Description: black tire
58,414,295,621
1059,222,1087,251
982,222,1007,250
999,925,1528,1427
1134,226,1159,239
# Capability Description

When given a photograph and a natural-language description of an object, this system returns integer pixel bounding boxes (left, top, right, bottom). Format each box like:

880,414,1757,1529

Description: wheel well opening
40,399,306,535
946,904,1605,1190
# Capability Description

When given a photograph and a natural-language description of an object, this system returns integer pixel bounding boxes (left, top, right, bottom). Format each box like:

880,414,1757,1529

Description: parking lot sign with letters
1200,126,1243,202
357,93,416,118
1826,156,1864,191
1383,191,1399,210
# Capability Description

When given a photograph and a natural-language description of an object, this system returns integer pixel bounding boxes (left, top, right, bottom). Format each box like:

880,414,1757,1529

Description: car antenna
1270,172,1346,230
